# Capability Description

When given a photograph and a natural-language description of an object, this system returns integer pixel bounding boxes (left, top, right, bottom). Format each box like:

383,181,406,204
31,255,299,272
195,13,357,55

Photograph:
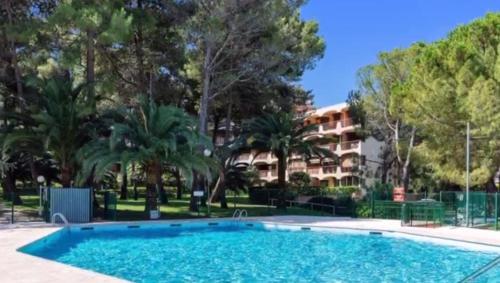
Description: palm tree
3,76,97,187
79,97,214,217
242,112,335,208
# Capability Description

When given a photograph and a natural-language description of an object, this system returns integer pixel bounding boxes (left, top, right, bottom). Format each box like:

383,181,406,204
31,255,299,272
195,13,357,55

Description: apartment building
236,103,383,188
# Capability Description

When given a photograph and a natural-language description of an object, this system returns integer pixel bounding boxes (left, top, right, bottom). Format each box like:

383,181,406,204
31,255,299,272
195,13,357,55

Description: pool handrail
459,255,500,282
51,212,69,226
232,209,241,218
232,209,247,221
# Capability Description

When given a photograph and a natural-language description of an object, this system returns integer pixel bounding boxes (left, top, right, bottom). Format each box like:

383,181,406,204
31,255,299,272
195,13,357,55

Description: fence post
400,203,406,226
484,193,487,225
495,192,498,231
371,191,375,218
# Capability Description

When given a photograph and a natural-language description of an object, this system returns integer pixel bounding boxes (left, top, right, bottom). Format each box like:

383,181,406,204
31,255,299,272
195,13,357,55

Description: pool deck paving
0,216,499,283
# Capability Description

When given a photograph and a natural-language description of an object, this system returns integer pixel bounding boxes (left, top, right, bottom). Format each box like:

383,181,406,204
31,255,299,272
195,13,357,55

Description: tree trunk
401,126,416,191
60,164,72,188
220,188,228,209
190,46,212,211
4,0,24,110
174,169,183,200
86,29,96,107
157,164,167,204
120,170,128,200
198,45,212,135
212,114,220,145
277,153,287,209
144,161,160,215
189,176,199,211
134,0,146,94
133,179,138,200
2,169,22,204
210,174,228,209
28,156,38,187
224,101,233,143
485,175,498,193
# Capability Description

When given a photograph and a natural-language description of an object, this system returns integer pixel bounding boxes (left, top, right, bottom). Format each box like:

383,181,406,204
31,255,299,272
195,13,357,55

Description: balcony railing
340,141,360,150
259,171,269,177
322,165,337,174
319,143,337,151
341,119,353,127
307,167,320,175
340,166,358,173
237,153,250,161
289,166,306,173
321,122,337,131
271,170,277,177
255,153,268,160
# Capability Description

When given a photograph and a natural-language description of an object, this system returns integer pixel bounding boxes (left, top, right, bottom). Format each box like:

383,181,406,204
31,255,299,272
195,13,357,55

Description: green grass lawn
1,191,329,222
111,194,328,221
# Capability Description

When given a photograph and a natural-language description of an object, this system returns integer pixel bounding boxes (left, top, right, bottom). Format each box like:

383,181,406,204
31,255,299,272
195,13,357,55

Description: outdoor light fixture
37,175,45,216
203,148,212,157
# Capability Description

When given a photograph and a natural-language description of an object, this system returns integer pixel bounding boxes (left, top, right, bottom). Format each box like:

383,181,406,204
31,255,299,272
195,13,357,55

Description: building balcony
322,165,337,174
320,122,337,131
255,153,268,161
340,140,360,151
259,170,269,178
289,166,306,173
307,167,320,175
319,143,337,152
319,119,356,133
341,119,354,128
340,166,358,173
237,153,251,161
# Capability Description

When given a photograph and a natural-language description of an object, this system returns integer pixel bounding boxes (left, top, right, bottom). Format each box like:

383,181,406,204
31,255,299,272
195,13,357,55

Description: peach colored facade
237,103,383,188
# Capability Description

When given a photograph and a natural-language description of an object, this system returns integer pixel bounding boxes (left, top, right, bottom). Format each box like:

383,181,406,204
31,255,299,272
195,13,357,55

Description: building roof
306,102,349,117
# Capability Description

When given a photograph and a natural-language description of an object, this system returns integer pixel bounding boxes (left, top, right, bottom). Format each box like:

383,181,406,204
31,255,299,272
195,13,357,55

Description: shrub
248,187,295,205
368,181,394,200
354,201,371,218
297,186,360,197
297,186,322,196
289,172,311,189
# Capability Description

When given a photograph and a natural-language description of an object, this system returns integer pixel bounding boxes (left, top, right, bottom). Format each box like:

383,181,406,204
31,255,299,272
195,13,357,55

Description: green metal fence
401,201,445,227
369,190,499,230
439,191,499,230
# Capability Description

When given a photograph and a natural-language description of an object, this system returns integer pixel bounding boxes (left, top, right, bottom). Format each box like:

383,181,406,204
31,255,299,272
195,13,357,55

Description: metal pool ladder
51,213,69,226
232,209,248,221
459,255,500,282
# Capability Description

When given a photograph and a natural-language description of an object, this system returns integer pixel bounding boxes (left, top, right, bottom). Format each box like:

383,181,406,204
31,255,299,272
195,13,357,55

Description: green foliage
406,13,500,186
79,97,214,186
243,112,334,161
354,202,371,218
297,186,359,196
368,181,394,200
242,111,335,207
3,76,98,186
355,44,424,189
289,172,311,189
223,162,252,194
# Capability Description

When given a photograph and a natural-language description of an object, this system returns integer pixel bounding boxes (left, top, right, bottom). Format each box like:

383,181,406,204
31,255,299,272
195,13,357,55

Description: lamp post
203,148,212,217
37,175,45,216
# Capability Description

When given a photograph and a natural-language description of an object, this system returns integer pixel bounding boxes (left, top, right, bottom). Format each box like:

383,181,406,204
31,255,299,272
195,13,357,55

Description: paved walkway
0,216,499,282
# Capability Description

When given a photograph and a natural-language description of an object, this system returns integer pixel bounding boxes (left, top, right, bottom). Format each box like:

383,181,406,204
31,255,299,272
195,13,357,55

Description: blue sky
300,0,500,107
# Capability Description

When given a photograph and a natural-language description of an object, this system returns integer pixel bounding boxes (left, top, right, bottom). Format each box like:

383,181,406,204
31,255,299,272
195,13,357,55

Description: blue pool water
21,222,499,283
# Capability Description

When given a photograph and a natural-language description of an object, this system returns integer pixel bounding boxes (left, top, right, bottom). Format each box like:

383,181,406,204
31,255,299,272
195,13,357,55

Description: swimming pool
20,221,500,283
